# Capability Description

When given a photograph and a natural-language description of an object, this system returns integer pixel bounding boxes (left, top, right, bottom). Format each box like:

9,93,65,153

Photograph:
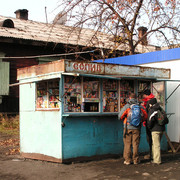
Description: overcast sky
0,0,61,23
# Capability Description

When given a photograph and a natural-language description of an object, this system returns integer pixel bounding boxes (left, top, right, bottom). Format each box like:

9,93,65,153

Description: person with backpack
118,93,147,165
146,98,168,165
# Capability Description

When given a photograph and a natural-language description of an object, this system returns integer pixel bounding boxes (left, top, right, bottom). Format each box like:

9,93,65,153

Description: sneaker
134,160,140,165
124,161,131,165
144,154,151,160
151,160,161,165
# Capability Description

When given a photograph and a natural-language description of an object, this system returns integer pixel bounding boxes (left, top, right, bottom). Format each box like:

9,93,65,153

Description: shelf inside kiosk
84,102,99,112
103,79,118,112
64,76,81,112
83,77,100,113
36,79,60,109
120,80,134,109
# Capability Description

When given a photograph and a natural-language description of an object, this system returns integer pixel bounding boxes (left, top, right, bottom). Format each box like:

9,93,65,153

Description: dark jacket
118,98,147,130
147,98,165,132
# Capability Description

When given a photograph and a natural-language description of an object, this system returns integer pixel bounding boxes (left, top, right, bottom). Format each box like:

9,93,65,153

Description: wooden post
163,132,176,153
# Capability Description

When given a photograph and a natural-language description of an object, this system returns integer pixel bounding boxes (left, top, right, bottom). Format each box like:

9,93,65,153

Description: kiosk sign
65,61,104,74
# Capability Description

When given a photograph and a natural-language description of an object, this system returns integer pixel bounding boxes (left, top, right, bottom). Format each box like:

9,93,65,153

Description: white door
166,81,180,143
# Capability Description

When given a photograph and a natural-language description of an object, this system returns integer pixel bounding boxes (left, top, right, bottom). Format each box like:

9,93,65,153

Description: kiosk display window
152,81,165,108
83,77,99,112
138,80,151,101
120,80,134,109
36,79,60,109
103,79,118,112
64,76,81,112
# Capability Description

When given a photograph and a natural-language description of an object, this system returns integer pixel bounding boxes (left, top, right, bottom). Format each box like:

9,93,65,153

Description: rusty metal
17,60,65,80
21,152,62,163
17,60,171,81
65,60,170,79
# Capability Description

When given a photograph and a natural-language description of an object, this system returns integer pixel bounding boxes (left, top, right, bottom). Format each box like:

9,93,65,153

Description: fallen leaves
0,138,19,146
0,138,20,155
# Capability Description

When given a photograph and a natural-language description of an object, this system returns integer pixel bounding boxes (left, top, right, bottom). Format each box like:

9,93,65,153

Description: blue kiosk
17,59,170,163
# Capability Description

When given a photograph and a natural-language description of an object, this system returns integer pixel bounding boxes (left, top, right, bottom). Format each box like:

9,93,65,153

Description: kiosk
17,60,170,163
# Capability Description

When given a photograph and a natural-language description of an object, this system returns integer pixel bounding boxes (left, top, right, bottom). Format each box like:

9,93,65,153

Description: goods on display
103,79,118,112
36,80,59,109
64,76,81,112
120,80,134,108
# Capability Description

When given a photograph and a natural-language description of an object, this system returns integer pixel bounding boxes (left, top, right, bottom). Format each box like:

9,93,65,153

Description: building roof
0,15,157,53
94,47,180,65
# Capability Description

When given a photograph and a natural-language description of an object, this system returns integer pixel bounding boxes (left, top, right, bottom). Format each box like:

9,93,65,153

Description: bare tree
55,0,180,57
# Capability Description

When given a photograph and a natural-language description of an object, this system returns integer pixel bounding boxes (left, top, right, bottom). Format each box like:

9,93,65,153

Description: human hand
143,121,146,127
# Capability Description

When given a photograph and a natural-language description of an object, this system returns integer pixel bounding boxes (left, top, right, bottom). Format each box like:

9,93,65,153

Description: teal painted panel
139,126,167,152
62,116,167,160
62,116,123,159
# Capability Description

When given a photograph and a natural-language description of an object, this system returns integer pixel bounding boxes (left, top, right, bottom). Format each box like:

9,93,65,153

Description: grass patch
0,113,19,135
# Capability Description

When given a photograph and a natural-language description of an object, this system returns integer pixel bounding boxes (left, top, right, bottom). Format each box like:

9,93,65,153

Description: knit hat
143,89,151,95
148,98,157,105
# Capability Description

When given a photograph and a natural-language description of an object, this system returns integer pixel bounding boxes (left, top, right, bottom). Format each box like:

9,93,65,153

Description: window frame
36,79,60,111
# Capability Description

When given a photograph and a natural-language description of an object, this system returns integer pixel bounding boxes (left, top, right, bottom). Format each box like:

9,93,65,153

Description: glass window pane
64,76,81,112
120,80,134,109
48,80,60,108
83,77,100,112
36,81,48,108
103,79,118,112
36,79,60,109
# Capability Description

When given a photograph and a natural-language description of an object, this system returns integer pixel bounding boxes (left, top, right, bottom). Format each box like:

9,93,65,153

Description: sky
0,0,61,23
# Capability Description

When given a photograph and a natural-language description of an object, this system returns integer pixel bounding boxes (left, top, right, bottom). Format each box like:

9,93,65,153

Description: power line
0,50,95,59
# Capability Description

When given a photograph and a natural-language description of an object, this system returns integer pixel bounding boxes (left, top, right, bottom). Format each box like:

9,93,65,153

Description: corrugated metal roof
94,48,180,65
0,15,157,53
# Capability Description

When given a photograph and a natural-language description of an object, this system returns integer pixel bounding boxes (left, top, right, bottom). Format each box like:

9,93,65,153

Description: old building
0,9,159,113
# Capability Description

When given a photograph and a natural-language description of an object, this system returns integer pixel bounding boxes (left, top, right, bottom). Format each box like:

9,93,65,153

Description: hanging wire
0,50,96,59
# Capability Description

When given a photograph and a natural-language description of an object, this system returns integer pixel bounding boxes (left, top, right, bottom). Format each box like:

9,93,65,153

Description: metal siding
20,83,36,111
105,64,140,76
65,60,170,79
140,60,180,80
94,48,180,65
140,60,180,143
19,82,62,159
17,60,65,80
62,116,123,159
20,111,62,159
166,82,180,143
62,116,167,160
0,62,9,95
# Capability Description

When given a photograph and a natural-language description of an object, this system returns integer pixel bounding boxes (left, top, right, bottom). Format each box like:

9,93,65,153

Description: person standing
118,93,147,165
146,98,165,164
142,89,155,160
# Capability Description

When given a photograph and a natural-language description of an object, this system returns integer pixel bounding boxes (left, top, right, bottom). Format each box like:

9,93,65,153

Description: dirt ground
0,132,180,180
